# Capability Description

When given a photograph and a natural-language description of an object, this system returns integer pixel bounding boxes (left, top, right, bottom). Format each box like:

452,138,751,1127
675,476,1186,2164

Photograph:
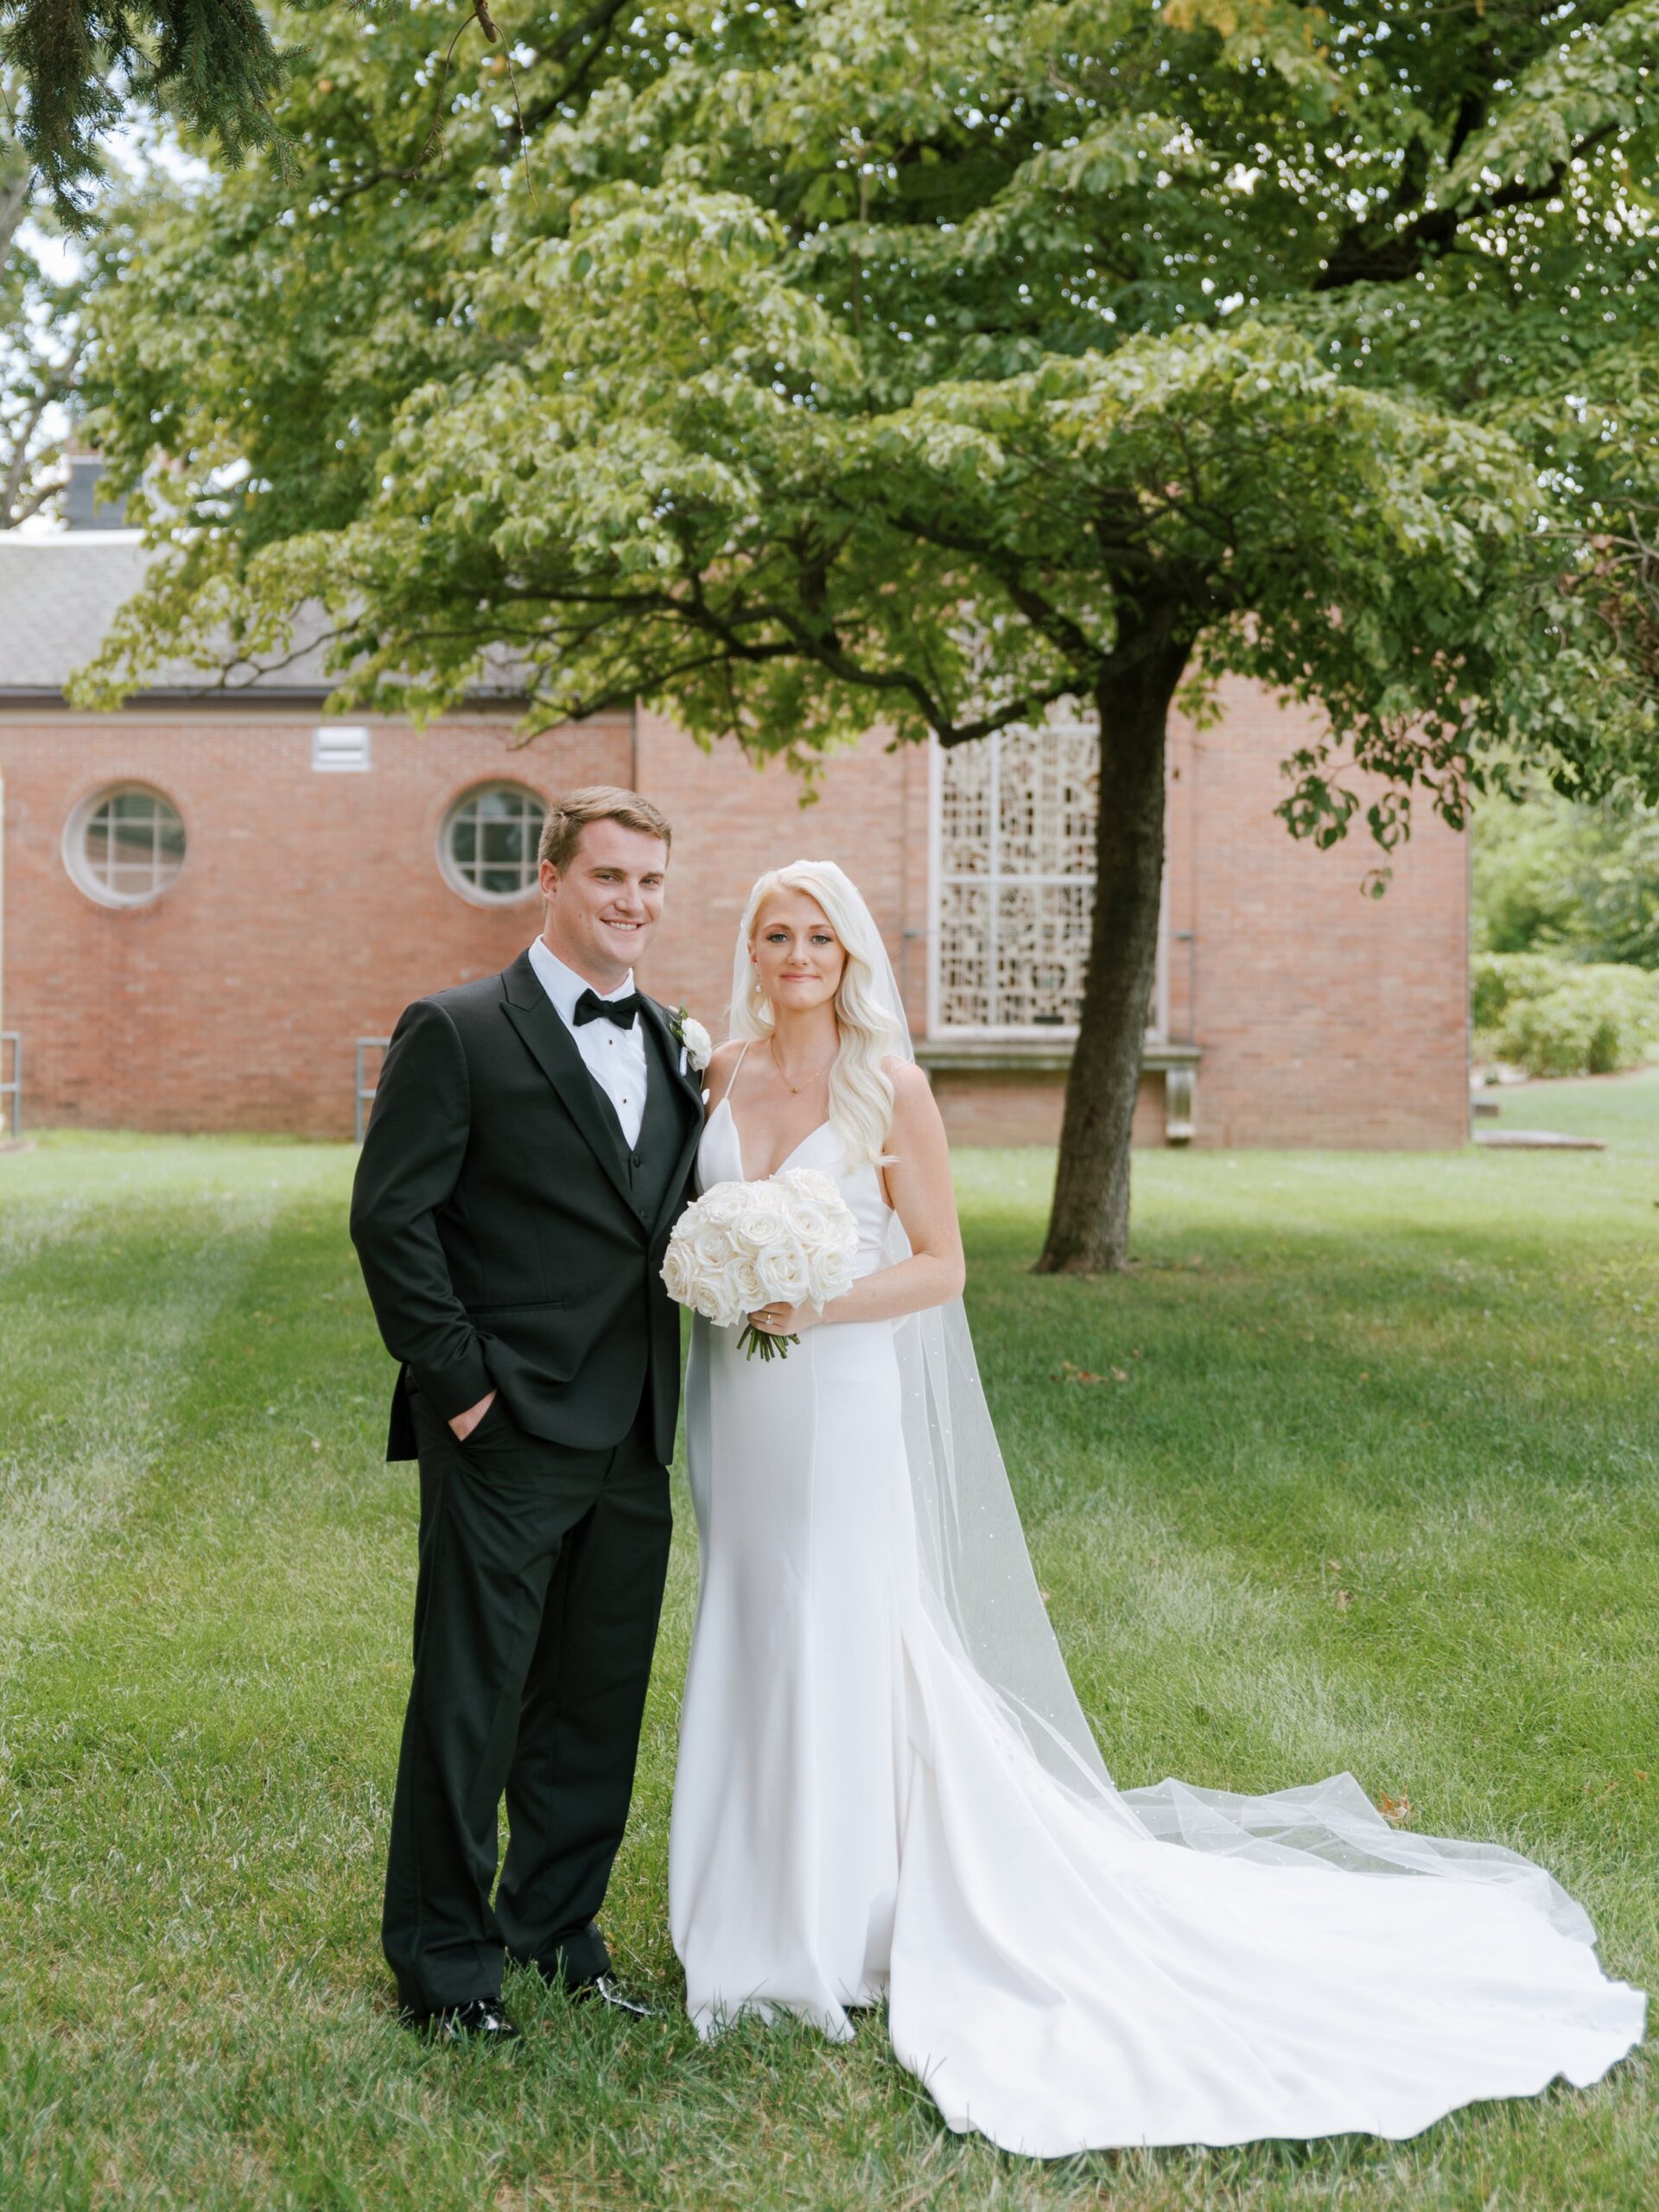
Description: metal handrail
354,1037,391,1143
1,1033,19,1138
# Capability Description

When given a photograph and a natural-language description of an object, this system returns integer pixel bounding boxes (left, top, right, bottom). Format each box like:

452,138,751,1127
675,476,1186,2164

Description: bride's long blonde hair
727,861,909,1167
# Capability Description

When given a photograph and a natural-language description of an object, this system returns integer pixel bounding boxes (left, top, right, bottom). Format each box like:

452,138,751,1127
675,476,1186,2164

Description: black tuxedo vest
601,1008,684,1230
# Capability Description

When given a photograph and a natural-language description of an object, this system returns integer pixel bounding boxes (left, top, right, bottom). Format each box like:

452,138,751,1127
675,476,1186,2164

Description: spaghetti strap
712,1038,752,1114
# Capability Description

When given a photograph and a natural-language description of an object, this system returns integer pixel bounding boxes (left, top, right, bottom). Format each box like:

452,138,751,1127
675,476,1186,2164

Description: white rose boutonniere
671,1004,712,1078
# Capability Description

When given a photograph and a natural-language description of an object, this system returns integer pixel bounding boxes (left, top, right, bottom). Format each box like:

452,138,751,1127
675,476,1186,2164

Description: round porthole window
439,783,547,905
64,785,187,908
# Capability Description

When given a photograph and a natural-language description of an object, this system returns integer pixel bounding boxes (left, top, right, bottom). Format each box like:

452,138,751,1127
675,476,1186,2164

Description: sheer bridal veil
726,862,1590,1943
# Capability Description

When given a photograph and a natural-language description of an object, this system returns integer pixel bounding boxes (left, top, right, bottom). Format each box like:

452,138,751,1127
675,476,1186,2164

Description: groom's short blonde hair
538,786,673,873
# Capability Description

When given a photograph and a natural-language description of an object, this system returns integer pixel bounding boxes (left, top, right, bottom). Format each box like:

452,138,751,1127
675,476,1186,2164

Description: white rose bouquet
661,1167,859,1361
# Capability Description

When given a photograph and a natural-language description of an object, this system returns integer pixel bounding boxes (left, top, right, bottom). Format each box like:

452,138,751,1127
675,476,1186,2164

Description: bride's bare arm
748,1063,966,1335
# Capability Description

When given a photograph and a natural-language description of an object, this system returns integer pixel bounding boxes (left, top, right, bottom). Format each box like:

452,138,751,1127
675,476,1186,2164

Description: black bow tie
574,988,642,1031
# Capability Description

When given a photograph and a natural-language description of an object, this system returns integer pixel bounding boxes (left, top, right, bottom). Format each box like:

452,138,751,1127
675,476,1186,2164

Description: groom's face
539,819,669,989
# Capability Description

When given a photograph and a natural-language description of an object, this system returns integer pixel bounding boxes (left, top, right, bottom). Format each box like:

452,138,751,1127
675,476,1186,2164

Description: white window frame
62,783,188,910
925,728,1168,1042
437,781,548,907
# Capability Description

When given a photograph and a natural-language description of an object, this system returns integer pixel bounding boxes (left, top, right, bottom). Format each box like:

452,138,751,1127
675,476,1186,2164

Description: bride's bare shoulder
702,1039,747,1103
884,1058,946,1128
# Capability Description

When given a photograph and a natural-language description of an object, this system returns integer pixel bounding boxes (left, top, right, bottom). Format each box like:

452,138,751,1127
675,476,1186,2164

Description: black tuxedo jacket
350,950,703,1465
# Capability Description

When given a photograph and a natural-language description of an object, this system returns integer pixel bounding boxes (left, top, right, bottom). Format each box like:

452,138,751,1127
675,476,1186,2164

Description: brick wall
926,1069,1169,1149
0,713,628,1135
0,683,1468,1147
629,705,930,1034
902,682,1469,1151
1166,680,1470,1150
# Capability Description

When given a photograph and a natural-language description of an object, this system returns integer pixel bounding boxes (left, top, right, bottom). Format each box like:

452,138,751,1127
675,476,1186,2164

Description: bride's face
750,889,846,1019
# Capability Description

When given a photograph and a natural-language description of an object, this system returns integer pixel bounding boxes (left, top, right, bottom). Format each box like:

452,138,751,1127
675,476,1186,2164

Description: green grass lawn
3,1080,1656,2211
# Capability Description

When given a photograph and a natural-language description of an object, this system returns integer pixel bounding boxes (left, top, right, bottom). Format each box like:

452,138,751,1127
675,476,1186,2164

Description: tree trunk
1035,638,1190,1273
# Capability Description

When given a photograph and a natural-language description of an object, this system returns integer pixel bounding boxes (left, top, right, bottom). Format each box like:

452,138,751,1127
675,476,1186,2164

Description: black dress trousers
381,1380,672,2014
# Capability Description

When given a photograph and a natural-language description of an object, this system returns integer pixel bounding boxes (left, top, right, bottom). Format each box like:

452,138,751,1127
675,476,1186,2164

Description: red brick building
0,526,1471,1147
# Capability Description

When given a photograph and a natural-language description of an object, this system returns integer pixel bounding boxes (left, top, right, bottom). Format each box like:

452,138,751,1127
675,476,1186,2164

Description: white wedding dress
669,1087,1644,2156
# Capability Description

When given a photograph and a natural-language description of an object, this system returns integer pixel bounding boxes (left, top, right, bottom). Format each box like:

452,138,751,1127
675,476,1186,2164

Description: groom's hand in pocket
448,1389,498,1442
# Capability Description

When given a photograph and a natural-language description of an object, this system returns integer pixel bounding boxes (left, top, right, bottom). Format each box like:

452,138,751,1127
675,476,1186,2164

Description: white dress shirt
527,937,649,1149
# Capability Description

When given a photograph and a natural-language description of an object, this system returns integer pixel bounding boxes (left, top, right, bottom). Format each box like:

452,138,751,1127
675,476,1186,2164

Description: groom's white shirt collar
526,934,649,1150
526,935,637,1022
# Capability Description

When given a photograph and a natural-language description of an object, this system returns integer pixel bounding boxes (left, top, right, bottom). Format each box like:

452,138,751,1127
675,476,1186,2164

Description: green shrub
1474,787,1659,969
1472,952,1659,1078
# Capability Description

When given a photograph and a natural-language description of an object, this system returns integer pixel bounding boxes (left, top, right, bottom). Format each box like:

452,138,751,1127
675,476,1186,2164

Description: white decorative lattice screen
931,721,1102,1031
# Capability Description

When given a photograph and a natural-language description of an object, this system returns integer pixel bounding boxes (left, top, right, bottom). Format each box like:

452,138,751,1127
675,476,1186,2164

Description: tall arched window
930,721,1166,1038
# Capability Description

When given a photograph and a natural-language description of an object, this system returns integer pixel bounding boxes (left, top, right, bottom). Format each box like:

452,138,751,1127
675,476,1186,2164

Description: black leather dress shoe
518,1958,654,2018
405,1997,520,2044
572,1974,653,2020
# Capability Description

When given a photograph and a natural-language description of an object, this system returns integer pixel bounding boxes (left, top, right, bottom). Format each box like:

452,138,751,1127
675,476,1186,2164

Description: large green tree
79,1,1659,1267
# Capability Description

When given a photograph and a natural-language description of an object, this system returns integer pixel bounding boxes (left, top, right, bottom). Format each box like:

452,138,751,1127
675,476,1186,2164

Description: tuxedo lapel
639,995,706,1116
500,952,636,1214
639,996,706,1236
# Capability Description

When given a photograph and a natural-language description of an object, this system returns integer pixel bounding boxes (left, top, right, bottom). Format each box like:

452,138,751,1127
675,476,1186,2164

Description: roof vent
62,453,127,531
312,725,372,772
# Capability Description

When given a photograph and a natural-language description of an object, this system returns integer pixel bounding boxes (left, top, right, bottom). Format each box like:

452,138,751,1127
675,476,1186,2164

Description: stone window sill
916,1035,1201,1074
916,1035,1201,1144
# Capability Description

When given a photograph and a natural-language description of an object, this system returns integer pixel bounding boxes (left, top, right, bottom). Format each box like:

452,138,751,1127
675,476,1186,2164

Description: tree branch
1443,92,1488,176
509,0,637,138
346,564,1085,748
0,166,31,272
313,163,413,216
0,337,81,527
1316,121,1619,291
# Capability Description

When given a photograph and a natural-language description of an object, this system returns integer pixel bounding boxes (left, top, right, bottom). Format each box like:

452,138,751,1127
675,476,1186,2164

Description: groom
350,785,703,2041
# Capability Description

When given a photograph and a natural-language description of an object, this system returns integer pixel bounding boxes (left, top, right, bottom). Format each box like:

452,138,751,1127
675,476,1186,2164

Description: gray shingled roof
0,534,524,703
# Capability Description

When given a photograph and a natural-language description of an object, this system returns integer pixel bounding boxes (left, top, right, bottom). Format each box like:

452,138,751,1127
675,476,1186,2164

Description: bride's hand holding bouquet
661,1166,858,1360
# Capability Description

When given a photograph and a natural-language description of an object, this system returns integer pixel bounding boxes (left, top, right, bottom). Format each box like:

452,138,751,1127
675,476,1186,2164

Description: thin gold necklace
768,1036,836,1096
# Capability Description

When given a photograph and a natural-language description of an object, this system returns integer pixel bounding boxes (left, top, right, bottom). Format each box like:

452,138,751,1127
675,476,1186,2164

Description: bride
667,859,1644,2156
